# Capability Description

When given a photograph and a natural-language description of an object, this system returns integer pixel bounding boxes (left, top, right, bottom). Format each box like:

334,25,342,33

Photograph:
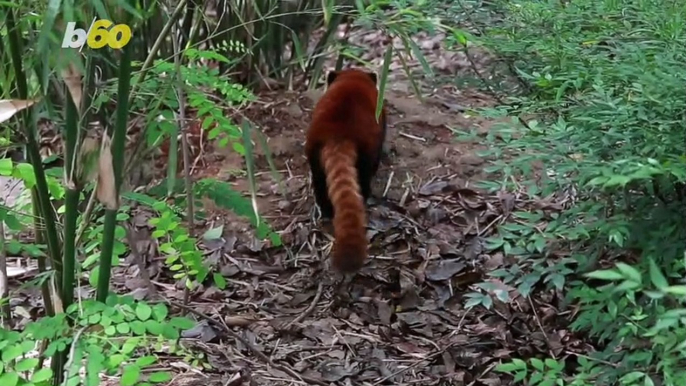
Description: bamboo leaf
240,119,260,228
322,0,334,26
402,36,434,78
90,0,112,20
37,0,63,55
290,30,307,71
375,45,392,121
396,50,424,103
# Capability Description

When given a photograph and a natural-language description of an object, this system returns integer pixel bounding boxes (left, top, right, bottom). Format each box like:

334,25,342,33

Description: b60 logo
62,20,132,50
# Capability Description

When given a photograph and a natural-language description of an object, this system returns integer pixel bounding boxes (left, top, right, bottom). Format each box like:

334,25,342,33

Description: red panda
304,69,388,273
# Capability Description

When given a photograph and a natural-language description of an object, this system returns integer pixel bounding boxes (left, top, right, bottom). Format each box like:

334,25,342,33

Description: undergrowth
447,0,686,385
2,0,685,385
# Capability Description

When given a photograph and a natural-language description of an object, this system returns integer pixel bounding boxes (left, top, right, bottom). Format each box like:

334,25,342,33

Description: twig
451,3,535,133
166,300,329,386
0,222,11,327
223,371,246,386
383,170,394,198
129,0,188,94
528,296,555,358
171,16,195,237
563,350,620,368
454,0,533,95
62,325,89,384
171,8,195,310
284,282,324,329
74,187,97,247
461,43,533,132
477,214,503,237
398,131,426,142
467,362,498,386
190,131,206,174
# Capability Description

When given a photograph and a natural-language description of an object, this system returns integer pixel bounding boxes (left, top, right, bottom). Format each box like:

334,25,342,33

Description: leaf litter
141,44,578,385
2,20,590,386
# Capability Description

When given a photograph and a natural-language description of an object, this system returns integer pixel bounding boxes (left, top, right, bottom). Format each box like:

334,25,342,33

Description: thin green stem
96,42,133,303
6,8,64,284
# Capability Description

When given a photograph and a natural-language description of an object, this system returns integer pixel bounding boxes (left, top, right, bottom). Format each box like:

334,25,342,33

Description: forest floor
1,26,581,386
120,29,577,386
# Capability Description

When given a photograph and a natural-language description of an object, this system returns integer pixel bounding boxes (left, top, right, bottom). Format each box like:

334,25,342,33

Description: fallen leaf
203,225,224,241
0,99,40,124
7,265,35,278
418,180,448,195
425,259,466,281
374,299,393,324
453,188,485,210
181,320,218,342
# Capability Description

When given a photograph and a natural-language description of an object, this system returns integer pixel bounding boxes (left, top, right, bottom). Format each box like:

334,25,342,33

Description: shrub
460,0,686,384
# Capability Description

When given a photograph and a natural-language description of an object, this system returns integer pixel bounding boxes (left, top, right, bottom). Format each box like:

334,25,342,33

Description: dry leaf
65,135,100,189
60,61,83,113
78,136,101,183
50,275,63,314
0,99,40,124
7,265,36,278
96,133,118,210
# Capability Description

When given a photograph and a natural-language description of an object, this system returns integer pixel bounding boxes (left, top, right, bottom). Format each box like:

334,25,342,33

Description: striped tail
320,140,368,272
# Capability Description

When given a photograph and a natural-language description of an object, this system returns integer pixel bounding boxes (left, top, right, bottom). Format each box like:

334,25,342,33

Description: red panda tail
320,140,368,273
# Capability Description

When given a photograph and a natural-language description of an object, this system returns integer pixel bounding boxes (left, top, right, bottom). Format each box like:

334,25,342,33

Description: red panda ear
367,72,378,84
326,71,339,86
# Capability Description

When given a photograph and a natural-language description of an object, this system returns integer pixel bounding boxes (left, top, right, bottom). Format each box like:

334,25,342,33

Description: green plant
496,357,567,386
1,1,287,384
446,0,686,384
0,296,197,386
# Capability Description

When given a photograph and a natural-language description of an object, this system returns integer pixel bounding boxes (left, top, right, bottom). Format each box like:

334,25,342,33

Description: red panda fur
304,69,388,273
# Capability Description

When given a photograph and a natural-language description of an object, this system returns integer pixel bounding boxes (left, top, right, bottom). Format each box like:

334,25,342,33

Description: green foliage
568,261,686,385
0,296,195,386
0,159,65,233
195,179,282,247
82,207,131,285
485,210,575,297
139,196,212,290
181,48,255,150
496,357,566,386
339,0,454,99
95,47,256,155
0,204,23,233
455,0,686,384
2,1,296,385
196,0,330,83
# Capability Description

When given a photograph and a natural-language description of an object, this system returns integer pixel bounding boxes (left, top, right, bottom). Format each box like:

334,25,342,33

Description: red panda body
304,69,388,273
